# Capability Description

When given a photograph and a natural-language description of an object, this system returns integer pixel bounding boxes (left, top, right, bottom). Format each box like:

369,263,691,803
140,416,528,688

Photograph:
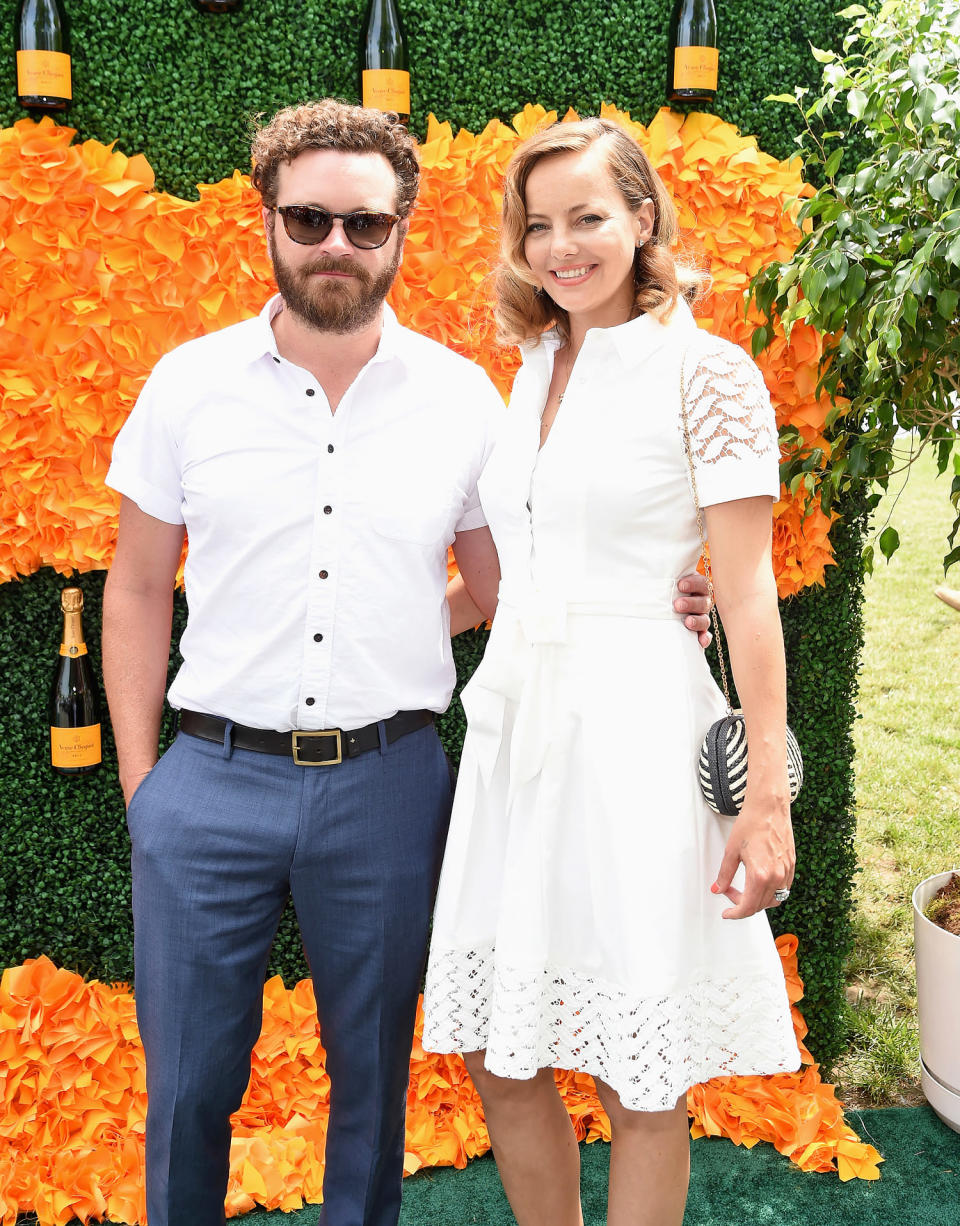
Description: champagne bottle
16,0,72,112
194,0,242,12
361,0,410,125
50,587,101,776
666,0,718,106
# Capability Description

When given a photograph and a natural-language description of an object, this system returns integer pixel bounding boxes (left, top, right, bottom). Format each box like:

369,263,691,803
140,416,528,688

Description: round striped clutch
698,712,804,817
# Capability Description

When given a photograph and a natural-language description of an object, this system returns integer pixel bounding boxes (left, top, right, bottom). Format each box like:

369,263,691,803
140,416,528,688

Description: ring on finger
773,887,790,904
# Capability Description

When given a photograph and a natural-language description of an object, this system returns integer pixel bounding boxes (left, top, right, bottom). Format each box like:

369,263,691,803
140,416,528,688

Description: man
102,99,711,1226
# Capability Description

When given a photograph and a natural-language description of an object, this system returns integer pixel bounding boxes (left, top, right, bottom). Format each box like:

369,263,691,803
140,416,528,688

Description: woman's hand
711,794,795,919
674,572,712,648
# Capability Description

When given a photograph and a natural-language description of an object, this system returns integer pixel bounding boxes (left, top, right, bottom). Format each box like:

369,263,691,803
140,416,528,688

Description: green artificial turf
234,1106,959,1225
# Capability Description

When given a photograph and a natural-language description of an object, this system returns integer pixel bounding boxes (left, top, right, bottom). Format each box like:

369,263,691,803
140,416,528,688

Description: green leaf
936,289,958,320
929,172,954,203
879,526,900,561
847,89,868,120
810,45,837,64
862,544,875,576
825,250,848,290
836,2,868,15
764,93,800,105
751,325,770,357
916,86,939,128
848,441,869,479
824,147,844,178
908,51,928,88
947,234,960,267
844,262,867,306
777,263,800,292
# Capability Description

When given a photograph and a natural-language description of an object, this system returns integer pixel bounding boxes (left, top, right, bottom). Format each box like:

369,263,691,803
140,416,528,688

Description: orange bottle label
51,724,101,768
17,50,72,100
674,46,719,92
362,69,410,114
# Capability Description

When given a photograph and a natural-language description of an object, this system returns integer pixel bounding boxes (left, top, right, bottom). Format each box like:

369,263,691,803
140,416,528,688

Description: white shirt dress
422,300,802,1111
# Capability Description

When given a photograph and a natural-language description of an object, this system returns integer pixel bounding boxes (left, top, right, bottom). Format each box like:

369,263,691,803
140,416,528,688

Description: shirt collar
247,294,404,368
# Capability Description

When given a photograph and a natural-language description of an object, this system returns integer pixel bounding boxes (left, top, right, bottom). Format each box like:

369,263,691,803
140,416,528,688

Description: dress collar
521,296,700,370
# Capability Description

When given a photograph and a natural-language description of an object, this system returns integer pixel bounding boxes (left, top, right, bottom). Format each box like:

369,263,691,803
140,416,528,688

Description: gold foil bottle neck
61,587,84,614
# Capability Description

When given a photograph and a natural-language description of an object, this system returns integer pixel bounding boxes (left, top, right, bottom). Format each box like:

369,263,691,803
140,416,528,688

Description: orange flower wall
0,106,834,596
0,939,881,1226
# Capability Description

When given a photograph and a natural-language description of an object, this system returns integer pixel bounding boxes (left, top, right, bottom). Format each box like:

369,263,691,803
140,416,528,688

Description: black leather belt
178,708,434,765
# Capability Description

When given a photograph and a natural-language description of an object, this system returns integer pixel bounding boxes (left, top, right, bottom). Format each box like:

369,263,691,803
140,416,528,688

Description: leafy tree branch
750,0,960,572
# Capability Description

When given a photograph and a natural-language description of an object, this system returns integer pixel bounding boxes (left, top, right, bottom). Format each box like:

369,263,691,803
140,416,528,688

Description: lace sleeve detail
681,340,780,507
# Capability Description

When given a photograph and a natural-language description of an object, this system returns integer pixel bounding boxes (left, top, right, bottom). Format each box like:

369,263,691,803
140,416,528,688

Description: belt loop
376,719,388,754
222,719,235,760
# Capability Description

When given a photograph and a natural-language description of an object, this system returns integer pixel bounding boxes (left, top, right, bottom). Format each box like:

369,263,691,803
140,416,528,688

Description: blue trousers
127,723,453,1226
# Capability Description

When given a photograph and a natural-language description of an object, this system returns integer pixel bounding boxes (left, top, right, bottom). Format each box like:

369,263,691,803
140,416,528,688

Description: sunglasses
274,204,401,249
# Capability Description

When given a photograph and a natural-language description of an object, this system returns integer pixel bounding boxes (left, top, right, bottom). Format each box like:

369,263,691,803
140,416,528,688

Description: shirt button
327,444,334,454
319,570,329,579
313,633,323,642
305,696,316,706
323,505,333,514
272,356,280,364
306,388,315,397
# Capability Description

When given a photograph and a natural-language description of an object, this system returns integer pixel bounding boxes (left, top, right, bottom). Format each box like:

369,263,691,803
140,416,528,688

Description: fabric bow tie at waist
461,591,675,797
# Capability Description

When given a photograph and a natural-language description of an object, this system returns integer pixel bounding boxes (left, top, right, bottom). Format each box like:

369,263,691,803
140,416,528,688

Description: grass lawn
835,442,960,1106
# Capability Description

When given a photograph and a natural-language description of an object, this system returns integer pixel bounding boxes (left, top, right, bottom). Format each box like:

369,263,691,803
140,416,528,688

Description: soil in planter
925,873,960,936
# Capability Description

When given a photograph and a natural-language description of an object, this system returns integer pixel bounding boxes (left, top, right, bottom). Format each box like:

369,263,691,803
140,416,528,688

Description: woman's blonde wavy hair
495,118,706,347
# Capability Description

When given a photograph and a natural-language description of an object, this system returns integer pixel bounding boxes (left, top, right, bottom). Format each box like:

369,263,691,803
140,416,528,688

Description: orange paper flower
1,108,833,594
0,938,880,1226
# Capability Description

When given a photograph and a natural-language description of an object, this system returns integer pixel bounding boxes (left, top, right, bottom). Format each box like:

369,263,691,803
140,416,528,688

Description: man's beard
270,240,401,335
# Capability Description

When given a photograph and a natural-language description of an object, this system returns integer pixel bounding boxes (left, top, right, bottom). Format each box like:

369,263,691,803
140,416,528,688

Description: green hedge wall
1,0,849,197
0,0,863,1067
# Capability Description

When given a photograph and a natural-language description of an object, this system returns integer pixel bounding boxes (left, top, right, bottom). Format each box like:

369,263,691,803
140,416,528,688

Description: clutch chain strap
679,350,734,715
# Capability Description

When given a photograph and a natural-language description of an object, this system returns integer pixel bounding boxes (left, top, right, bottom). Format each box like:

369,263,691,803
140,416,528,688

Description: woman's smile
550,264,597,284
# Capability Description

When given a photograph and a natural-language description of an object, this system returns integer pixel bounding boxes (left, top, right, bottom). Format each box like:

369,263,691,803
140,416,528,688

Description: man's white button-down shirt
106,296,504,731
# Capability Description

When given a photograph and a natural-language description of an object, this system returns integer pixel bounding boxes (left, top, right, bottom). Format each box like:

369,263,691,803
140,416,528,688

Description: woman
423,118,800,1225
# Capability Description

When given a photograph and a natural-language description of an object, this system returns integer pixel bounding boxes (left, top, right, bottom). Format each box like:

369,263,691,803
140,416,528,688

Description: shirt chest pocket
366,466,461,547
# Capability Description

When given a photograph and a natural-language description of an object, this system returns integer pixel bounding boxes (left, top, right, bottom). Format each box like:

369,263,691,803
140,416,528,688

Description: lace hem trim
423,947,801,1111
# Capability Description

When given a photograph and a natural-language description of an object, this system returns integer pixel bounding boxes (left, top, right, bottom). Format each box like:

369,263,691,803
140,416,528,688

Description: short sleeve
104,358,185,525
682,340,780,508
453,367,507,534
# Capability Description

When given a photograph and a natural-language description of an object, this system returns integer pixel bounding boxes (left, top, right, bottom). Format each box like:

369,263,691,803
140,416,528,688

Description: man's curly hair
251,99,420,216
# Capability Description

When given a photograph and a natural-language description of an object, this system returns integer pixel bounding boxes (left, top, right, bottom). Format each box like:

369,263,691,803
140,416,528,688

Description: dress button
323,505,333,514
305,697,315,706
313,633,323,642
306,388,316,397
327,444,334,454
319,570,329,579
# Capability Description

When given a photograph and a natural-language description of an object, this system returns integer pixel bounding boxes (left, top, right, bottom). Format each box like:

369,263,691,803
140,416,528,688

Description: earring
636,238,646,249
535,285,546,298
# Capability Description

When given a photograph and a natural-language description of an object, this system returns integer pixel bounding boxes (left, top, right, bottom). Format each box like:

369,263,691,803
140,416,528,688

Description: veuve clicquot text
361,0,410,125
16,0,72,112
667,0,718,106
50,587,101,776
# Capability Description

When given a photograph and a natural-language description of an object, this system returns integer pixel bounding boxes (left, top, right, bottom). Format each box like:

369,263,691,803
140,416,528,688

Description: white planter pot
913,869,960,1133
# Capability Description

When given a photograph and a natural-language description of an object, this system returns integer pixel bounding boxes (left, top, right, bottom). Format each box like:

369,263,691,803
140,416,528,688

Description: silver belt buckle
291,729,342,766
